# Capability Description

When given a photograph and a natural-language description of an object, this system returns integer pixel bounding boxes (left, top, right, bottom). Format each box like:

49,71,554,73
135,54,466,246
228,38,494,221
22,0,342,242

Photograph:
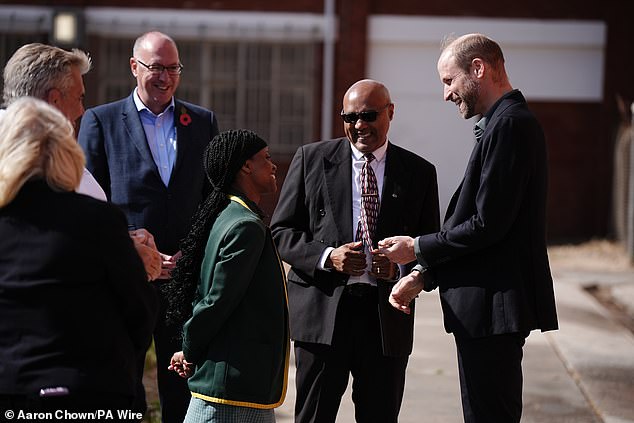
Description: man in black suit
378,34,559,423
270,79,439,423
78,31,219,423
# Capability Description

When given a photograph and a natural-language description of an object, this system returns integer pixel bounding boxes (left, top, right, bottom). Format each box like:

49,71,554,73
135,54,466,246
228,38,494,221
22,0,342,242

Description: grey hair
2,43,91,106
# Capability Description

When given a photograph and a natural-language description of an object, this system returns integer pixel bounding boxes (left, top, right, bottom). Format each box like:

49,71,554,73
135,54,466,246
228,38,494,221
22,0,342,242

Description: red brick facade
3,0,629,240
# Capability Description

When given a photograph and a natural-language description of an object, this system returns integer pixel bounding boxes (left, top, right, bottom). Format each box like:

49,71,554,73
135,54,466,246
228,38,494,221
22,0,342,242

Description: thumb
349,240,363,249
378,237,393,248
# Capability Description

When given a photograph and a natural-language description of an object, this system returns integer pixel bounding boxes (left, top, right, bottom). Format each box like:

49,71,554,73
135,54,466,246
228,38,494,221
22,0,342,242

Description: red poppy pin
179,107,192,127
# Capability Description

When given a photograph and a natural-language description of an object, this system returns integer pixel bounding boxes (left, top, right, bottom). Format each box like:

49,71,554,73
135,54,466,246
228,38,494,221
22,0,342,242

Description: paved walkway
276,262,634,422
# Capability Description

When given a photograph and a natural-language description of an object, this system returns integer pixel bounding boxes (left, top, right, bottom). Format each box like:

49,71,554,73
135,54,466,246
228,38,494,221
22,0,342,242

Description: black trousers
152,282,192,423
454,332,528,423
294,286,408,423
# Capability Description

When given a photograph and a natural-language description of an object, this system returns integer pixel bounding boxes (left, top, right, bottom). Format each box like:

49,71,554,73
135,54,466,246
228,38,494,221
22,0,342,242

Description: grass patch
142,341,160,423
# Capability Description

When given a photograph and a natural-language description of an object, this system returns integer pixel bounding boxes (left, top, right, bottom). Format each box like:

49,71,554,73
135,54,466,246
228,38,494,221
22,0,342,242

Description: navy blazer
78,94,219,254
416,90,558,338
271,138,440,357
0,181,157,397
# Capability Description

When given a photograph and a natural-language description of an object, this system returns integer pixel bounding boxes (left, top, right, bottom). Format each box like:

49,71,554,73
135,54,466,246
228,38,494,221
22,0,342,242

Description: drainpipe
625,103,634,263
321,0,336,140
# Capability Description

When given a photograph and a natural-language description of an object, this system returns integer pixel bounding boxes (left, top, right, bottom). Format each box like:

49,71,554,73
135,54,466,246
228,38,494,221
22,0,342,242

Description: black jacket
0,181,158,396
271,138,439,356
416,90,558,338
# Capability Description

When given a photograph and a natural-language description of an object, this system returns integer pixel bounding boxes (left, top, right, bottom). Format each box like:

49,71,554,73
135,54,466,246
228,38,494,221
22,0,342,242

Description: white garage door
367,16,606,215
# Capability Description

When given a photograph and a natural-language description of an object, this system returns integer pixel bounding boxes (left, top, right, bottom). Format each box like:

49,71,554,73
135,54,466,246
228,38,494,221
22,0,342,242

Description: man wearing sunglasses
271,79,440,423
78,31,219,423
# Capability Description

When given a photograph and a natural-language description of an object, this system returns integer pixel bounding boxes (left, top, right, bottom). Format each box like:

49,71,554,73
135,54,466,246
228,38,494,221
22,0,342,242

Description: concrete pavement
276,261,634,422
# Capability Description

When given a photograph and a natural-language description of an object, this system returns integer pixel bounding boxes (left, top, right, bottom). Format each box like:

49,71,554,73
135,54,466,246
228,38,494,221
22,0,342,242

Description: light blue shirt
133,88,177,187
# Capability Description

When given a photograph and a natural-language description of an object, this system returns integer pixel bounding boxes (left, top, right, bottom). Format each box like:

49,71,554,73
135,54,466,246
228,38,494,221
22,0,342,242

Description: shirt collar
349,139,389,163
133,87,175,116
473,116,488,142
474,89,520,142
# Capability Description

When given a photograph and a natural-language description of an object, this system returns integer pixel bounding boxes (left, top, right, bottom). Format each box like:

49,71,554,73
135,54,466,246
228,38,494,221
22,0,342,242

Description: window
98,37,316,154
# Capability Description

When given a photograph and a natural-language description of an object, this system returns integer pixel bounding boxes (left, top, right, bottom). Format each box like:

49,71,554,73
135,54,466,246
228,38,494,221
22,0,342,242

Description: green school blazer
183,195,289,409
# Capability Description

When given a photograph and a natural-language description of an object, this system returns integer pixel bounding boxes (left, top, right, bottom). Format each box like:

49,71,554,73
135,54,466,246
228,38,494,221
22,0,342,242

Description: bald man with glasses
78,31,219,423
270,79,440,423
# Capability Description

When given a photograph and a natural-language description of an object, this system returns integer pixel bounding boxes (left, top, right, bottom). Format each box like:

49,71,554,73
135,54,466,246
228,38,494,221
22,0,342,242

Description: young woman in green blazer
167,130,289,423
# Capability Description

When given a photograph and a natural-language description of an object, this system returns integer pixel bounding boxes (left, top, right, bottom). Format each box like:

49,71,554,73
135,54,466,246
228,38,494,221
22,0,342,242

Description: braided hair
166,129,268,330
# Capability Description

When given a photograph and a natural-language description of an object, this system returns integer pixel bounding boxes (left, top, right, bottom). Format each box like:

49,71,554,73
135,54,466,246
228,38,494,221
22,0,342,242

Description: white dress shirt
318,140,388,286
77,168,107,201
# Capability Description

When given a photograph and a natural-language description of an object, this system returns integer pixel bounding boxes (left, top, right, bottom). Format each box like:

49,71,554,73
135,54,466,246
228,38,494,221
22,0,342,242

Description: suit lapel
172,100,192,182
122,96,159,175
376,142,405,242
323,139,353,243
442,93,521,226
442,92,523,227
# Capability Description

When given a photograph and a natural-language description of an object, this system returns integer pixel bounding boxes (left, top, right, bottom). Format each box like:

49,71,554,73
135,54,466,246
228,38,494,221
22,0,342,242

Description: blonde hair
0,97,85,207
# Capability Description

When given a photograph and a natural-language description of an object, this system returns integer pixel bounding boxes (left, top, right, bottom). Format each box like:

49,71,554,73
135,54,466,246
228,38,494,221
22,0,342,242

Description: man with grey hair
2,43,101,197
2,43,161,279
2,42,90,131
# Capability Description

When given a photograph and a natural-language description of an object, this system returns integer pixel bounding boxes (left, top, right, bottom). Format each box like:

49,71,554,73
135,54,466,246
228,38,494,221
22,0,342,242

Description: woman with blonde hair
0,97,158,419
0,97,84,206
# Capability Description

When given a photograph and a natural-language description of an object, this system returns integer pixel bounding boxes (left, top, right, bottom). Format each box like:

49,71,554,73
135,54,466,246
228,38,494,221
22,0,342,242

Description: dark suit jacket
0,180,158,397
271,138,439,357
416,90,558,338
78,94,219,254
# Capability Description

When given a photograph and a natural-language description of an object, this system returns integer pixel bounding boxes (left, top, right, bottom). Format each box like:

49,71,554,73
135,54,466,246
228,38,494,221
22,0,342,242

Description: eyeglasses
135,58,183,75
340,104,390,124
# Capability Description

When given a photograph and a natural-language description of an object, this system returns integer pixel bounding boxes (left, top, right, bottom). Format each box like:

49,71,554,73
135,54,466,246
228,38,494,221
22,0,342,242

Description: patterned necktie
356,153,380,249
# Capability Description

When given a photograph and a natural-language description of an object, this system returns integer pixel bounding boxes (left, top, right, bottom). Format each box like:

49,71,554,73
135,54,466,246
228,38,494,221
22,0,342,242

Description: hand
325,241,366,276
168,351,194,378
158,250,182,280
389,270,424,314
133,241,162,281
129,228,157,249
369,253,397,280
376,236,416,265
129,229,162,281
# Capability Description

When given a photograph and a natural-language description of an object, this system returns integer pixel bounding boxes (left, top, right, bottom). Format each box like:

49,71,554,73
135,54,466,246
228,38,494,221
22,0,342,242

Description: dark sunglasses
340,104,390,124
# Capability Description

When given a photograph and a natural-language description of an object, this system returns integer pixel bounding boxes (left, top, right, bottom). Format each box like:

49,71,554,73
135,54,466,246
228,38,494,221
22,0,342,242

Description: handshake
375,235,433,316
328,235,433,315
